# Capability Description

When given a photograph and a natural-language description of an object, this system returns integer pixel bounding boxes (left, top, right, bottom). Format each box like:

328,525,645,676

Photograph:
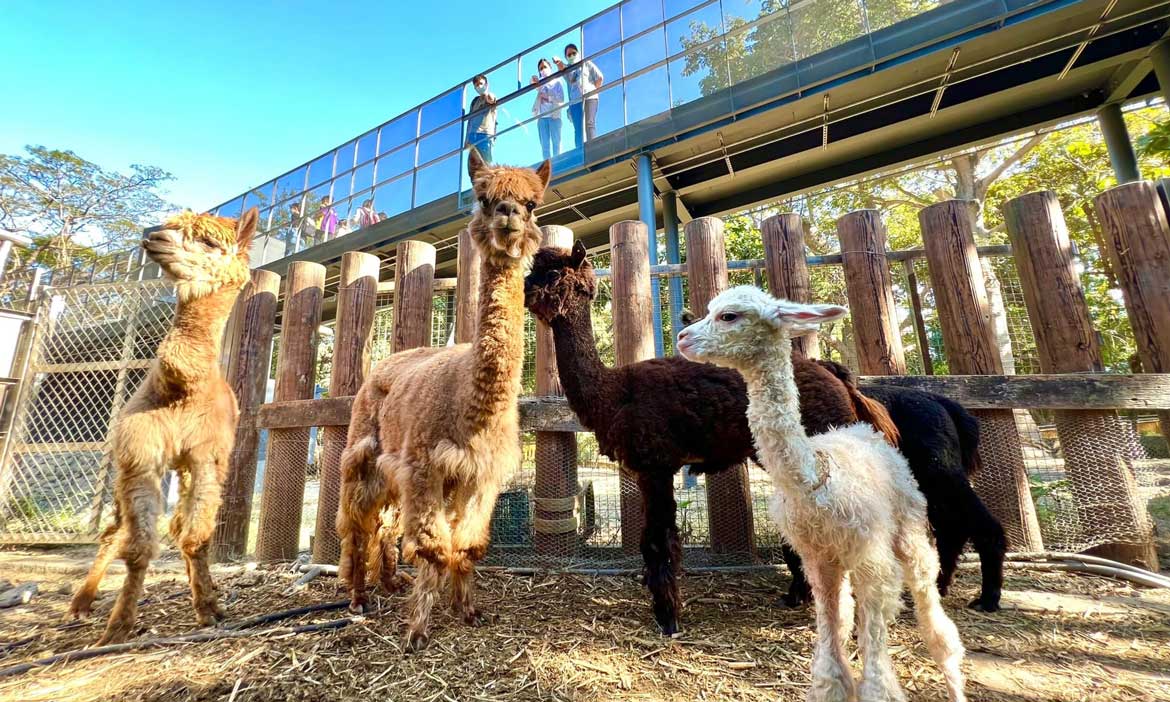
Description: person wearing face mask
531,58,565,160
554,43,604,149
466,74,497,163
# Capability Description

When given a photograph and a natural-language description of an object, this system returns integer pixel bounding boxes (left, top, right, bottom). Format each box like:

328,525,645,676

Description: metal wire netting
0,280,175,542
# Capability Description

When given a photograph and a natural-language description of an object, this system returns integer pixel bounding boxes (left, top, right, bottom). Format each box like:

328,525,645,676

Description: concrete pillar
1098,103,1141,184
636,152,665,357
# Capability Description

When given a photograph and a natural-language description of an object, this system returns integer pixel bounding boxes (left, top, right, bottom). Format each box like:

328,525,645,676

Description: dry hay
0,553,1167,702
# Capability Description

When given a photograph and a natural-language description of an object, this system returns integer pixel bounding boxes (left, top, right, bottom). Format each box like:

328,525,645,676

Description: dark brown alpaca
523,242,898,634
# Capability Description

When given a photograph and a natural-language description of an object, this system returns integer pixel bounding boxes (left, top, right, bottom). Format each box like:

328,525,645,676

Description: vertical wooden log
533,225,579,557
903,260,934,375
686,216,755,558
762,214,818,358
1094,181,1170,449
392,240,436,351
836,210,906,375
920,200,1044,551
213,269,280,561
1005,191,1156,568
256,261,325,561
611,221,653,553
454,228,481,344
313,252,379,564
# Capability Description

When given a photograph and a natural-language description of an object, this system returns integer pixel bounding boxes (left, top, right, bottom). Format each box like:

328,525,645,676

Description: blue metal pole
636,152,665,357
661,191,685,349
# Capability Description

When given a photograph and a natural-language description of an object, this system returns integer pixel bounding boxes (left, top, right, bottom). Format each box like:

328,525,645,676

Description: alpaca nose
677,328,691,344
495,201,521,218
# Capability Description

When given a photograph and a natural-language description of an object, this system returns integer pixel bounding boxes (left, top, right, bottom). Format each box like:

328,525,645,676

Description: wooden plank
314,252,379,564
375,277,457,295
837,209,906,375
686,216,754,557
257,396,354,428
610,220,652,553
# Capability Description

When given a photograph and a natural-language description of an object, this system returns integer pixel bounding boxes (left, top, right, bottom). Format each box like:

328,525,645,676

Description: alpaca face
467,148,550,266
524,240,596,322
676,286,846,369
145,208,256,298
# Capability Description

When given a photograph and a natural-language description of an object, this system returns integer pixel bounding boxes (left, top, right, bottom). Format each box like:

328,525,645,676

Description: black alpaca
524,243,898,634
811,360,1006,612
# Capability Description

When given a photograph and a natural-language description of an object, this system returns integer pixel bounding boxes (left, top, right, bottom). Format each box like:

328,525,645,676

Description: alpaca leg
336,441,386,614
933,527,965,599
449,481,501,626
174,456,227,626
376,509,409,594
400,458,451,651
405,557,445,652
965,492,1006,613
853,561,906,702
70,503,125,619
806,559,856,702
781,543,812,608
896,522,967,702
636,472,682,636
98,470,164,645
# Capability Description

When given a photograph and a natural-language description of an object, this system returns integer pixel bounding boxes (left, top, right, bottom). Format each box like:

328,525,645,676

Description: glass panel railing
355,130,378,166
583,6,622,55
379,110,418,155
332,171,353,202
418,122,462,165
274,166,307,204
626,65,671,124
307,152,335,188
624,25,667,74
374,174,414,220
789,0,867,60
664,0,708,21
414,152,461,206
622,0,664,38
376,145,414,184
353,160,375,194
667,1,723,57
336,140,357,173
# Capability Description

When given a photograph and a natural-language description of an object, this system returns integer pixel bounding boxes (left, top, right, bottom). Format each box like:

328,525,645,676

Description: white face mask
539,66,551,78
567,53,580,64
474,83,486,95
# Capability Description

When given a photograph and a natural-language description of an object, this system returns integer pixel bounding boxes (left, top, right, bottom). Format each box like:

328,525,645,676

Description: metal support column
661,191,685,346
1098,103,1141,184
1151,40,1170,106
636,152,665,357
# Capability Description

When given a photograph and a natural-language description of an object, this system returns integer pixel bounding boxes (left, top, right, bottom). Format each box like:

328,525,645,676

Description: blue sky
0,1,611,211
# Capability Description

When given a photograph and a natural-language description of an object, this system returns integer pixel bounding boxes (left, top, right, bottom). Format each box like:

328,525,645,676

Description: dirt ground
0,549,1168,702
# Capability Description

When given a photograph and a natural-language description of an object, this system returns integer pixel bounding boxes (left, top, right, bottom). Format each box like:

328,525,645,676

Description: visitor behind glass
466,73,497,163
554,43,603,149
318,195,339,242
289,200,320,252
351,198,380,230
531,58,564,160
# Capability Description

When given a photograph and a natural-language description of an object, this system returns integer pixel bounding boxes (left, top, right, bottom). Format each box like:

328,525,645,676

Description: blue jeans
468,132,494,163
567,102,584,149
537,117,561,160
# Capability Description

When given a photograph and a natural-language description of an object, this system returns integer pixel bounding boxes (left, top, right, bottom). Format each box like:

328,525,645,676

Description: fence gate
0,279,174,543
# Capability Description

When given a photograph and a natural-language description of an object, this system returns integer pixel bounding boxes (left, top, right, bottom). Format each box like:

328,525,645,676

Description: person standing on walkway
318,195,340,241
556,43,603,149
531,58,564,160
466,74,498,163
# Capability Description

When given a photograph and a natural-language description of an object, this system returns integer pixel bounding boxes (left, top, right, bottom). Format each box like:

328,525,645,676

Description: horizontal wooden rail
592,245,1013,278
35,359,154,373
253,374,1170,431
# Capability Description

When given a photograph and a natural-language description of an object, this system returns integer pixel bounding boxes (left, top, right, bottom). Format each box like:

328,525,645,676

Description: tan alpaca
70,209,257,645
337,150,549,651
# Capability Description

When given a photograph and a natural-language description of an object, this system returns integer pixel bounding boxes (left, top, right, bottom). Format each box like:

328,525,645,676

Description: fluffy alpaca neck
739,336,821,491
549,303,617,432
154,282,241,395
462,255,527,432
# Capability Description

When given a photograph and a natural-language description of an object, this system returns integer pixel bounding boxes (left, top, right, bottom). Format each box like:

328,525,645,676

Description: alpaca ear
535,159,552,191
236,207,259,250
570,239,588,268
468,147,487,181
769,301,847,328
680,309,696,327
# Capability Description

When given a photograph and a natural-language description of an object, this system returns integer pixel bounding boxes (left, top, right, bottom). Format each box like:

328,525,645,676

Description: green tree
0,145,174,276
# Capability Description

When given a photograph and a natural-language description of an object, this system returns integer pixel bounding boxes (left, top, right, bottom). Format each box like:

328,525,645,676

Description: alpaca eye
525,201,537,212
718,312,739,322
478,196,490,209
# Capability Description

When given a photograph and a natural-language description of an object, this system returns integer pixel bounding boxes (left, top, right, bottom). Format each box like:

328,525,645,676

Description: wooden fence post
392,240,436,351
1094,181,1170,449
256,261,325,561
213,269,280,561
611,221,653,553
903,260,934,375
920,200,1044,551
534,225,579,557
762,214,818,358
1004,191,1156,567
836,210,906,375
687,216,755,558
454,228,481,344
313,252,379,564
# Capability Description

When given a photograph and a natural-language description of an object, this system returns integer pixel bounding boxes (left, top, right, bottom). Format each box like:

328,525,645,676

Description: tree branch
977,133,1046,194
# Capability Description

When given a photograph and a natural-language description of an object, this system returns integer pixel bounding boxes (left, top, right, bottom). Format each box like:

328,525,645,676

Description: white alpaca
677,286,966,702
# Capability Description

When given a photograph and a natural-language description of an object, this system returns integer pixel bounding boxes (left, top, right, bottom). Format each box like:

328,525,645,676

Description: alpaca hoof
69,600,92,620
656,617,680,637
461,607,489,627
97,622,134,646
405,630,430,653
195,603,226,626
381,573,411,594
780,591,812,609
968,596,1000,613
348,600,368,615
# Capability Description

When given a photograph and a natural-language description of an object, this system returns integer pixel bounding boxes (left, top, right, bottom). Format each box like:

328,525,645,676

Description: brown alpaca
523,242,899,635
70,208,257,644
336,149,548,651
